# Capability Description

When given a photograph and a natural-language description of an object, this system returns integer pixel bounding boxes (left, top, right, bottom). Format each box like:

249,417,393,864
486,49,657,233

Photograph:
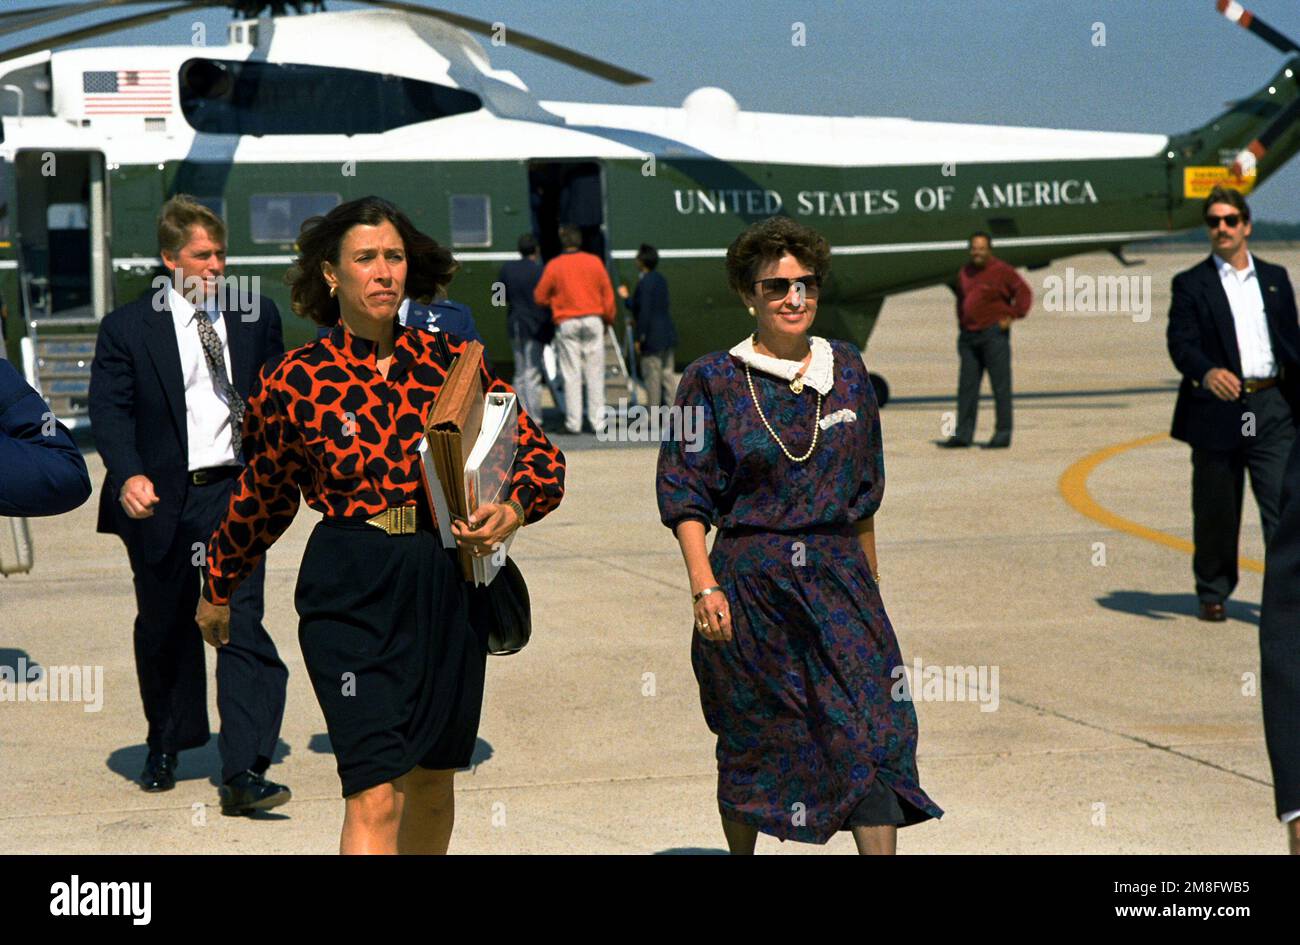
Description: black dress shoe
983,433,1012,449
139,752,177,793
938,436,972,448
220,770,291,816
1198,601,1227,622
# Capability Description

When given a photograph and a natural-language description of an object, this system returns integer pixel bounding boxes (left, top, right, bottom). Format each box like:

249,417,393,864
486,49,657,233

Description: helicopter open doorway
14,149,111,320
13,149,112,428
525,159,639,415
528,160,607,262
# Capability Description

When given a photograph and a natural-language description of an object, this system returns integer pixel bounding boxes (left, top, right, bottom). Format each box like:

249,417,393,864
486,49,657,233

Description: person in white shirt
1167,186,1300,622
1167,186,1300,852
89,195,292,815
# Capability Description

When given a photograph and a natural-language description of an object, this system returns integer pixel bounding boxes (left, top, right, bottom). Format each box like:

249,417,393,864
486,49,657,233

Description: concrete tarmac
0,248,1292,854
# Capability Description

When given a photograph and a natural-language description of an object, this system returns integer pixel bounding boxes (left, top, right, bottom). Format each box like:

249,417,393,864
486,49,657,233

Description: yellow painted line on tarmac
1058,432,1264,575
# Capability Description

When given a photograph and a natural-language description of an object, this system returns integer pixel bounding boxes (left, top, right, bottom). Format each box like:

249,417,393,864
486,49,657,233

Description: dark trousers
124,474,288,784
1261,432,1300,817
1190,385,1296,603
955,325,1013,442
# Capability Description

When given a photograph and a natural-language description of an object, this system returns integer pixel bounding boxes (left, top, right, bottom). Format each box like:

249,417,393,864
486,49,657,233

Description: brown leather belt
365,503,420,535
1243,377,1279,394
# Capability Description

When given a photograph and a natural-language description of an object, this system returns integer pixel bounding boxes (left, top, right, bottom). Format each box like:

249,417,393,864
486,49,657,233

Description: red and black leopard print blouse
202,321,566,605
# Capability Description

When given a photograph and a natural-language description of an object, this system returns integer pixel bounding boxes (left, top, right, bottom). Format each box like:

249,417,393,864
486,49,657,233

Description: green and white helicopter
0,0,1298,434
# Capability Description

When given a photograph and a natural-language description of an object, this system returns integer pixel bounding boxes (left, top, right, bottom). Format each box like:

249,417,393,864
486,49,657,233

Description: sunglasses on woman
751,274,822,301
1205,213,1242,229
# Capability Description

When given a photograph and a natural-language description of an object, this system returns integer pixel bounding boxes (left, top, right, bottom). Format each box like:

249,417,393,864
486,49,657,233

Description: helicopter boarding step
23,301,98,432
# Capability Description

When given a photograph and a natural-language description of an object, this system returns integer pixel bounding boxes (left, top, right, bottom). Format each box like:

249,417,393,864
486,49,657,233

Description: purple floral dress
656,338,942,843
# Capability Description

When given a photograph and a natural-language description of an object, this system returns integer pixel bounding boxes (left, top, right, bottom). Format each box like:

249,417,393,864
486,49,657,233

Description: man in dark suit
498,233,549,420
1261,436,1300,853
89,195,291,814
1166,185,1300,622
617,243,678,408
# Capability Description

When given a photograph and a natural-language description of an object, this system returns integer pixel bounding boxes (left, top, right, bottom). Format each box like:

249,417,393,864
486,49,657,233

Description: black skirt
294,517,486,798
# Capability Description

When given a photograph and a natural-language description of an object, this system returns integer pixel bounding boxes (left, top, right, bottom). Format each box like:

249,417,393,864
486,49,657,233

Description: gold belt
1243,377,1278,394
365,504,419,535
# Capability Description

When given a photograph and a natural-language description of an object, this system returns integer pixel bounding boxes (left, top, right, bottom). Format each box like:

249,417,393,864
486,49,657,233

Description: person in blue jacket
618,243,678,407
0,357,91,517
313,228,483,346
402,291,484,344
316,293,483,345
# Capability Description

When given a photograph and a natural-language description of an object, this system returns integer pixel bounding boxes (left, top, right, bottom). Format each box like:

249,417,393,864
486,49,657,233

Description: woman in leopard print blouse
196,196,565,854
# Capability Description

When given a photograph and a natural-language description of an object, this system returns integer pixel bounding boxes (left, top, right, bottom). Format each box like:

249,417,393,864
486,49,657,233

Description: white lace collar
729,334,834,395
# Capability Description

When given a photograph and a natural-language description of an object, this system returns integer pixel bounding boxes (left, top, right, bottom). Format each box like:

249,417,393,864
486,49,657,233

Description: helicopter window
0,61,53,121
250,193,340,244
179,58,481,136
449,194,491,248
47,204,89,230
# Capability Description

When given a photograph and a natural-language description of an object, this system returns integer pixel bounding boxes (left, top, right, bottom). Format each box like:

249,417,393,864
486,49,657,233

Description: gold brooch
790,375,805,394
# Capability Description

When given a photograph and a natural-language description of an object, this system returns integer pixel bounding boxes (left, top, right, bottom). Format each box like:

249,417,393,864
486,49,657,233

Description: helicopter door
14,149,111,322
526,160,637,410
13,150,111,428
528,160,608,263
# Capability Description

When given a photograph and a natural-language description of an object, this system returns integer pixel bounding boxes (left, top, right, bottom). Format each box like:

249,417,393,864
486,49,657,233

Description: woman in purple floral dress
656,217,942,853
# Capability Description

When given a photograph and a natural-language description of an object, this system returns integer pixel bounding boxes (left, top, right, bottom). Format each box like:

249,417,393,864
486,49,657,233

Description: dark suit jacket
88,289,284,564
1167,254,1300,451
624,269,677,355
498,258,550,342
0,358,91,517
1261,433,1300,817
408,299,484,345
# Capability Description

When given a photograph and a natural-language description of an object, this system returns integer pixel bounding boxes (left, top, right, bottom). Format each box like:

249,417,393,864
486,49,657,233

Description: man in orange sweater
535,223,617,434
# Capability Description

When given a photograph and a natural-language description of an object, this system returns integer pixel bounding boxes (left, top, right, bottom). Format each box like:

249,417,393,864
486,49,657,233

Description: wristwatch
504,498,526,528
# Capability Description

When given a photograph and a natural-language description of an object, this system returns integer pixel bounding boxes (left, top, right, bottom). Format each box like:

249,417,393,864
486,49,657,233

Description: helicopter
0,0,1298,428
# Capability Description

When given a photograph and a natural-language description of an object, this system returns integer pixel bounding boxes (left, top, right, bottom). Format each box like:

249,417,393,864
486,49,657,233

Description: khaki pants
639,348,677,408
554,315,606,433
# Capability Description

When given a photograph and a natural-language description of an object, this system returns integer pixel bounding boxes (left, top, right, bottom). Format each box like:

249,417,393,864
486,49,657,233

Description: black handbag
429,328,533,656
468,557,532,656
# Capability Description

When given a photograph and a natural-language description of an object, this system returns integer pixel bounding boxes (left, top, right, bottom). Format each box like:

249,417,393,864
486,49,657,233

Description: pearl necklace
745,363,822,462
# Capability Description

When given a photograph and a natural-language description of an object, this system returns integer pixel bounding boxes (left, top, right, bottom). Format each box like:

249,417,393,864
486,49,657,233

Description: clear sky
8,0,1300,220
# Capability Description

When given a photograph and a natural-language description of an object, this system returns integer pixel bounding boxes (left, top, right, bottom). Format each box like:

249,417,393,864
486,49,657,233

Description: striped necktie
193,310,245,460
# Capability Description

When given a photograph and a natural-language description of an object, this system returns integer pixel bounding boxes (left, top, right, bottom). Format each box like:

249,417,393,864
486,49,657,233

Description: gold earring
329,284,337,298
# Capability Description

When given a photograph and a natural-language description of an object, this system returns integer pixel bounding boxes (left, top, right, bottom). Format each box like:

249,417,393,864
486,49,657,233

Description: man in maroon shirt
940,231,1033,448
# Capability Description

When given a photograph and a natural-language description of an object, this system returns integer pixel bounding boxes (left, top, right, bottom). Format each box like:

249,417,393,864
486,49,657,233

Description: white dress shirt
168,286,238,471
1217,252,1276,379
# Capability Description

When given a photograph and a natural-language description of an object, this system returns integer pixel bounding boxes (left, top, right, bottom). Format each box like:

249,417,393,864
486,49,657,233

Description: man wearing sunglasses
1167,185,1300,624
941,231,1032,449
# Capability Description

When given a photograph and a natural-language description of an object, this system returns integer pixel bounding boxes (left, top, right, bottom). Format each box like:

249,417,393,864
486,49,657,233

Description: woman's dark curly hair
725,215,832,297
286,195,459,327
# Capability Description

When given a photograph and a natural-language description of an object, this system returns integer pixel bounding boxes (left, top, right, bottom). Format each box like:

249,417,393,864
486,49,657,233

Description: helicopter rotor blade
0,5,78,29
0,2,220,63
1216,0,1300,55
0,1,229,40
349,0,650,85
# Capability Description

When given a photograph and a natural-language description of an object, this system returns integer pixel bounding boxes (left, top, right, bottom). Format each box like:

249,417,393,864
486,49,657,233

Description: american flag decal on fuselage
82,70,173,115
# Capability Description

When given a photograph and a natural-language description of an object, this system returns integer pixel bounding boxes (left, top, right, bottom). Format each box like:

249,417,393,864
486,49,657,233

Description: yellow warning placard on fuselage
1184,166,1256,198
